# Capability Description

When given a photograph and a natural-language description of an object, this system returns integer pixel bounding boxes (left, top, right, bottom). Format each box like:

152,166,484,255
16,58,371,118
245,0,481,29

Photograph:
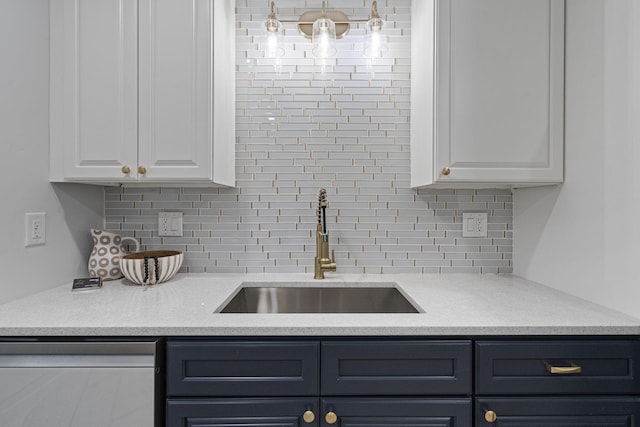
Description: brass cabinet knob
137,165,147,175
485,410,497,423
325,411,338,425
441,166,451,176
302,410,315,424
121,165,131,174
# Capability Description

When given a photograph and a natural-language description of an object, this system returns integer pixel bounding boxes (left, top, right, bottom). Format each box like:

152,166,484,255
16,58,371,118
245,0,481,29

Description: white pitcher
88,229,140,281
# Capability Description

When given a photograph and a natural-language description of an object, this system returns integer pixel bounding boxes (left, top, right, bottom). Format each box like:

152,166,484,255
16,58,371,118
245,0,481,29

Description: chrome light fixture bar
263,1,387,60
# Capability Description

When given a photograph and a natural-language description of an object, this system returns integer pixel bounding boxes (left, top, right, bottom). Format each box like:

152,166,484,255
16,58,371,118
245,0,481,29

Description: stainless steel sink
218,283,421,313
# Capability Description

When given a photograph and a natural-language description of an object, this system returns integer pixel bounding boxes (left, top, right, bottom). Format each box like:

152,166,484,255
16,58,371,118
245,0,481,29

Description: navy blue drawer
476,397,640,426
167,340,319,397
167,398,319,427
476,340,640,395
322,340,472,395
322,397,472,427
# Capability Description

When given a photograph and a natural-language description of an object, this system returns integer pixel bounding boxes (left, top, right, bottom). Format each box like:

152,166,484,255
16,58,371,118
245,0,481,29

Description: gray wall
514,0,640,318
0,0,103,304
104,0,513,275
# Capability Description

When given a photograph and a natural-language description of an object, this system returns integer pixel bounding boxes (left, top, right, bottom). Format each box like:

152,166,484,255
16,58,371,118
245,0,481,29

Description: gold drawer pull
138,165,147,175
441,166,451,176
121,165,131,174
546,361,582,374
485,410,497,423
325,411,338,425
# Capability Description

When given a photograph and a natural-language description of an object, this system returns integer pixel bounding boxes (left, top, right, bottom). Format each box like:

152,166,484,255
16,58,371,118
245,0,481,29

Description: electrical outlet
25,212,46,247
159,212,183,237
462,212,488,238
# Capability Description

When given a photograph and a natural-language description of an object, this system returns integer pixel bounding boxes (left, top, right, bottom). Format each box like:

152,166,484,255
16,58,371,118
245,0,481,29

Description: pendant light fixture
311,8,337,58
363,1,388,59
261,1,386,61
263,1,285,59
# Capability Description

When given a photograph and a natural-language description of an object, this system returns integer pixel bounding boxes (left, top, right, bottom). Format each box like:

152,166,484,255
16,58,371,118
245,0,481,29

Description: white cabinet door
50,0,138,182
138,0,213,182
50,0,235,186
411,0,564,187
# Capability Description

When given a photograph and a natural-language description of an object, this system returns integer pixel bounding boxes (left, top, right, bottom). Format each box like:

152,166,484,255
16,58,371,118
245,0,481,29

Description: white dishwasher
0,341,158,427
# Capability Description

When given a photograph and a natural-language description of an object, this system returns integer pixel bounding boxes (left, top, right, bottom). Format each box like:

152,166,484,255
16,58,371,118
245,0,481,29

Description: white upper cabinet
410,0,564,188
49,0,235,186
49,0,138,182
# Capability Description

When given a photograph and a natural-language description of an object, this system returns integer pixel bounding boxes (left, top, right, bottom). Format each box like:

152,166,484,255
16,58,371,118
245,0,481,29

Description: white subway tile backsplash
103,0,512,275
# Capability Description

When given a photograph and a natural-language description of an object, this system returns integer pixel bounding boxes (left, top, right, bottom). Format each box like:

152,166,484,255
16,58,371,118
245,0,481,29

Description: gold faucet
314,188,336,279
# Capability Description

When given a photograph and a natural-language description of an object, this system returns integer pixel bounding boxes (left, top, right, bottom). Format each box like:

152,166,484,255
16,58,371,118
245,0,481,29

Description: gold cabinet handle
137,165,147,175
546,361,582,375
121,165,131,174
325,411,338,425
302,410,315,424
485,410,497,423
441,166,451,176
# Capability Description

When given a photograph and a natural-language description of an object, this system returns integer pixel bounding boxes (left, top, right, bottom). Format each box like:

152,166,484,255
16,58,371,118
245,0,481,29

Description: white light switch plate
462,212,488,237
159,212,183,237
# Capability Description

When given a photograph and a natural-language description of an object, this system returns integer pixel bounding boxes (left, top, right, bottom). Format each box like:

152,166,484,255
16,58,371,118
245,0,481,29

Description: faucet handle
331,249,335,261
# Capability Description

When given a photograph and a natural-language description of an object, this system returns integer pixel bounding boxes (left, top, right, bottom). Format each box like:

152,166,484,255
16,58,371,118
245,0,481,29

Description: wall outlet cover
25,212,46,247
462,212,488,238
159,212,183,237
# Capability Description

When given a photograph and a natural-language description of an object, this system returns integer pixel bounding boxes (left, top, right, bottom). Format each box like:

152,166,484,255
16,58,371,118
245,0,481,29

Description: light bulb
263,17,284,59
364,17,388,59
312,17,337,58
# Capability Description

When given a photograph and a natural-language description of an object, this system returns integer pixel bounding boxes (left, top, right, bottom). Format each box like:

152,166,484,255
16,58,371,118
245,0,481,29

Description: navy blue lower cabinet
322,340,472,396
166,340,319,397
321,398,472,427
166,398,319,427
476,340,640,395
476,397,640,427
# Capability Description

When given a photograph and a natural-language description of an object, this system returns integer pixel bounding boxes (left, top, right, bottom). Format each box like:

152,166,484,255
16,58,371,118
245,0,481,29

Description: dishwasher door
0,341,157,427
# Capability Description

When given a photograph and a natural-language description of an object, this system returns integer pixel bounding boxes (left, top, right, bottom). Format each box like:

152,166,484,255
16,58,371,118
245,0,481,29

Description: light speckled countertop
0,273,638,336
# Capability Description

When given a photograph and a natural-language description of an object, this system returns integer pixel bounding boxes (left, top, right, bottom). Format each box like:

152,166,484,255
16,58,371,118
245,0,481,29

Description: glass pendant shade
363,16,388,59
311,17,337,58
263,17,285,58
